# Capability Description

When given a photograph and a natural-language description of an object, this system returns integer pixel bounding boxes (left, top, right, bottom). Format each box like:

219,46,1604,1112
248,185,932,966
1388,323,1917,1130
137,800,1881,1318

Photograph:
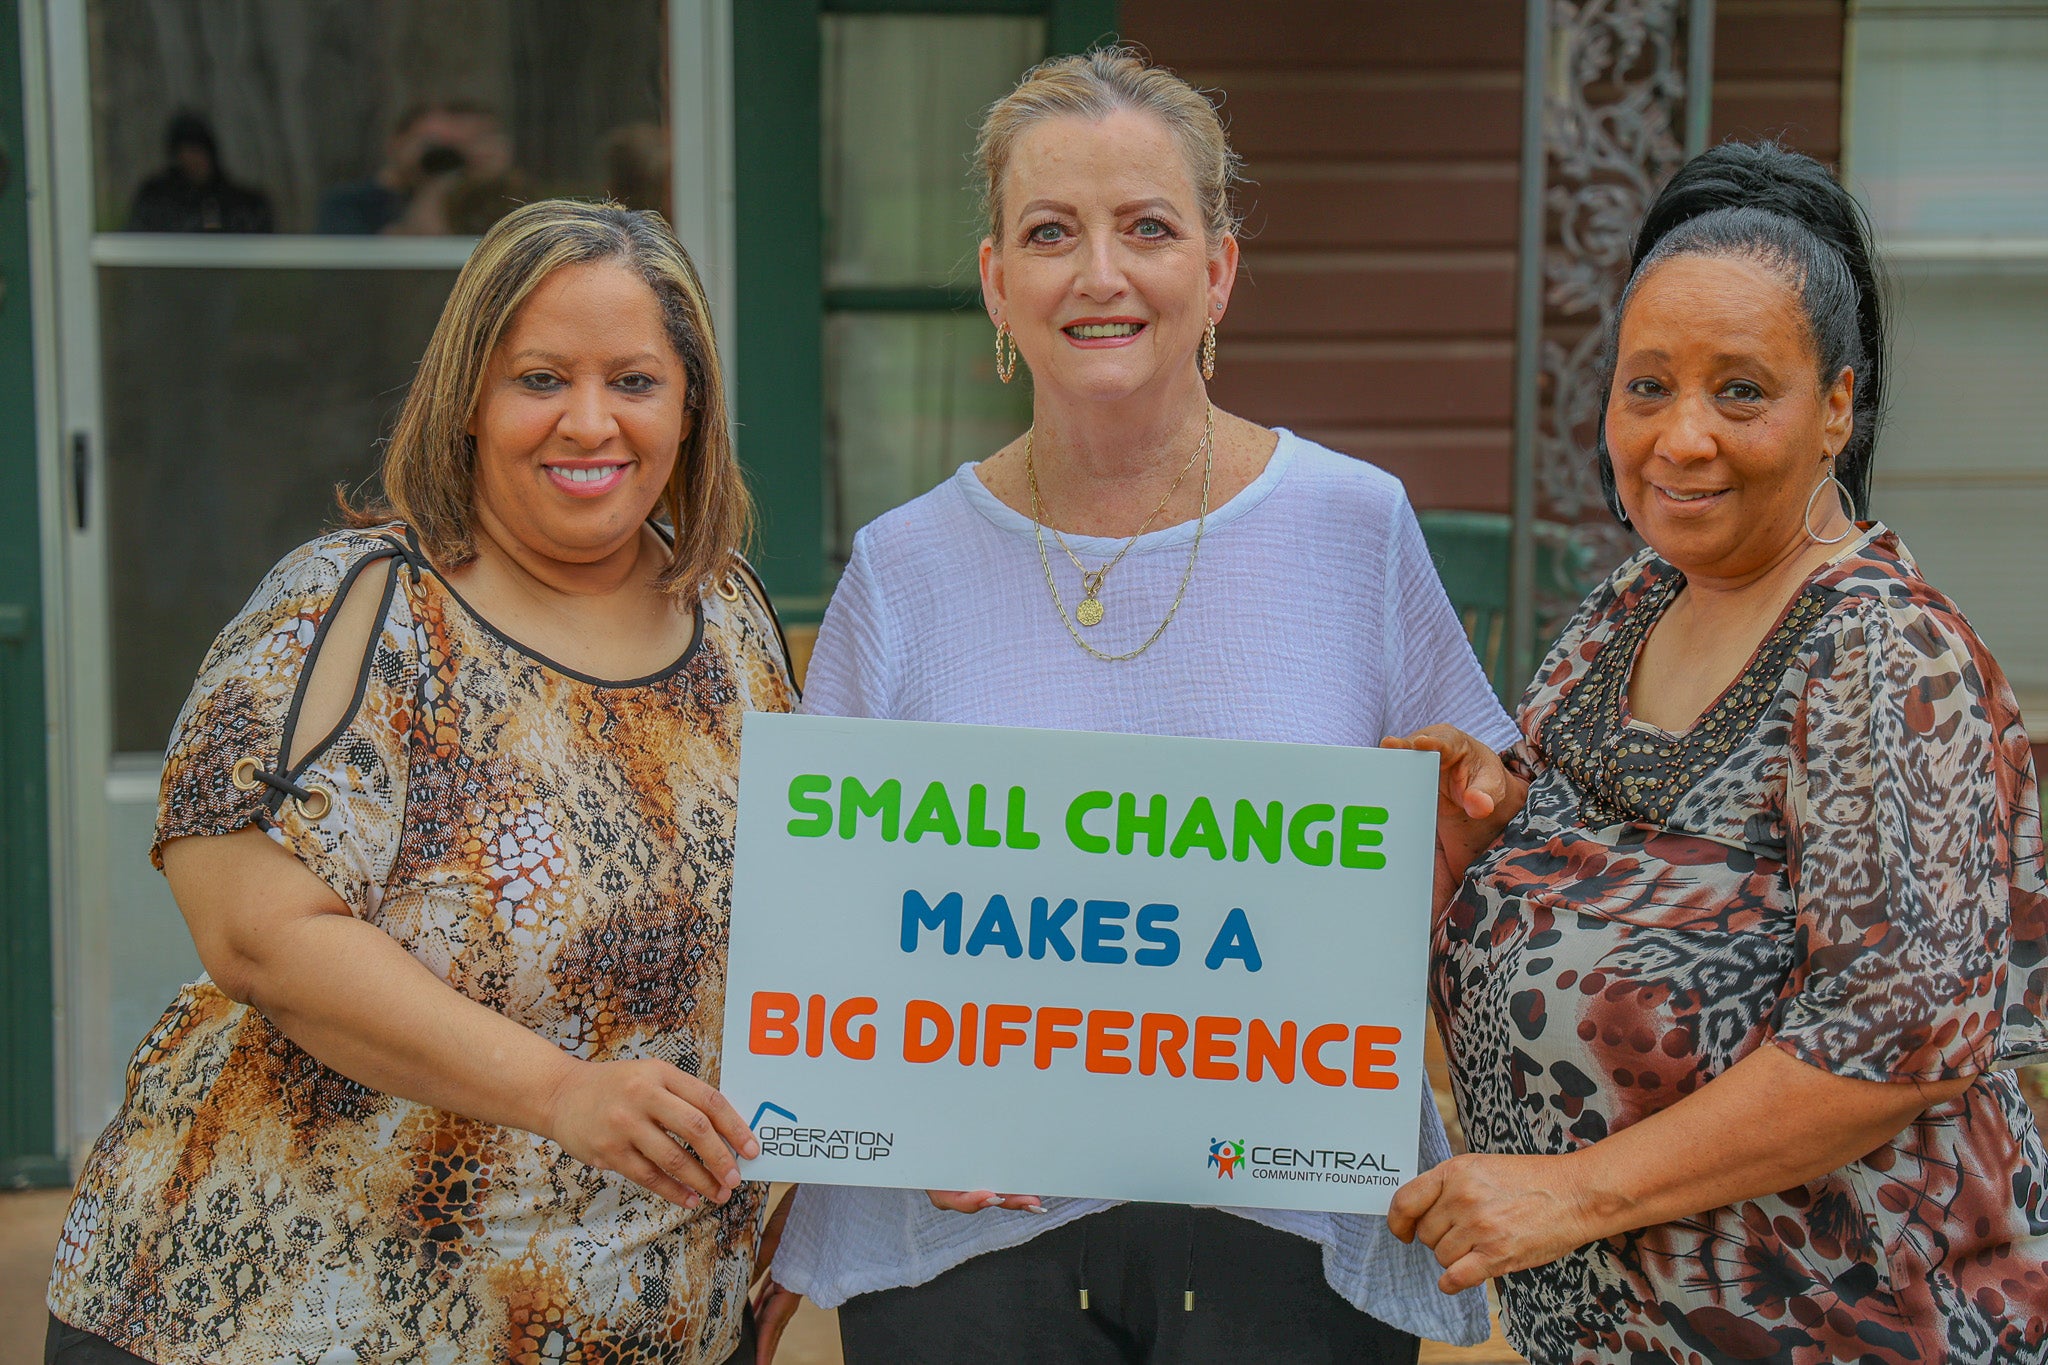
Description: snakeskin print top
47,526,795,1364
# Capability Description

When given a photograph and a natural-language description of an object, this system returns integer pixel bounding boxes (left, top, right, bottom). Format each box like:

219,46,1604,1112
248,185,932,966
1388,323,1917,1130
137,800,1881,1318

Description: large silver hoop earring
1598,445,1632,528
1603,481,1632,530
994,321,1018,384
1804,457,1853,545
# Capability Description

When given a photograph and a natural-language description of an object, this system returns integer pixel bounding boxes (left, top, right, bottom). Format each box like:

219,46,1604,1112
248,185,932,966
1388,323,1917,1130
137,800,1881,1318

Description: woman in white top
757,48,1512,1364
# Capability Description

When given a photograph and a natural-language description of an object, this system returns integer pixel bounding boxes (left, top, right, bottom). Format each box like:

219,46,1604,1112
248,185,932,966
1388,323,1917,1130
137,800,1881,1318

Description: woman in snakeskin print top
46,202,794,1365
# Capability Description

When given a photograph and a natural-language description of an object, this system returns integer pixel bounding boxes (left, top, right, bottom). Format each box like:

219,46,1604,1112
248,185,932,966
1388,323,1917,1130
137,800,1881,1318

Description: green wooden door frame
0,0,63,1189
732,0,1118,618
733,0,827,614
1046,0,1120,56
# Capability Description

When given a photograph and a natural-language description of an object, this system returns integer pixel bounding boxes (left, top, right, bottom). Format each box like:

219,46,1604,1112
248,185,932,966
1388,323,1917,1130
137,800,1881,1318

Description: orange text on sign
748,992,1400,1090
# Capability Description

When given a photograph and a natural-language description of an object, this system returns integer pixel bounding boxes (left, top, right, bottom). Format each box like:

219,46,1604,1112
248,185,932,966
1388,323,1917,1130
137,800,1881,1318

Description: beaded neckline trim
1548,572,1830,827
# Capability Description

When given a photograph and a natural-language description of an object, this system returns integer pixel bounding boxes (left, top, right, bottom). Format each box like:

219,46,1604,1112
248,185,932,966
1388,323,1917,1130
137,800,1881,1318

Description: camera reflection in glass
317,101,522,236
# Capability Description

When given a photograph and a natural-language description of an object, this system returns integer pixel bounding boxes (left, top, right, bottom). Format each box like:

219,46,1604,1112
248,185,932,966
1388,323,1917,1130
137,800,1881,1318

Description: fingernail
684,1194,701,1209
744,1139,761,1159
980,1195,1004,1208
1022,1202,1049,1214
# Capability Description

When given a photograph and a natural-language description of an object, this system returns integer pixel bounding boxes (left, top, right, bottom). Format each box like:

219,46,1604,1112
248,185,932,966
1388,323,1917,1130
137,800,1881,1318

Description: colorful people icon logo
1208,1138,1246,1178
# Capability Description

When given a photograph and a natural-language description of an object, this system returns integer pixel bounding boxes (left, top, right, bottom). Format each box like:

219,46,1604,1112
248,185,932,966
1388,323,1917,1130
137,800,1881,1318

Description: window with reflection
90,0,668,235
90,0,679,752
101,268,457,749
821,14,1041,564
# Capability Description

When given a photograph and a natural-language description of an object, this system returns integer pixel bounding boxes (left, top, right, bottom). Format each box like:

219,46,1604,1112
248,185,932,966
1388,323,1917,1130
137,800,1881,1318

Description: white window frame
24,0,734,1163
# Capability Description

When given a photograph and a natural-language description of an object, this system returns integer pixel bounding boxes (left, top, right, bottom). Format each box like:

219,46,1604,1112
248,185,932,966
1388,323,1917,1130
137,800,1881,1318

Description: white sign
719,713,1440,1213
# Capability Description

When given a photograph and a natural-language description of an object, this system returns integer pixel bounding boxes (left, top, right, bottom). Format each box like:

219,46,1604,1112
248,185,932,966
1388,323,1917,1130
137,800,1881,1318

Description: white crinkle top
771,431,1518,1346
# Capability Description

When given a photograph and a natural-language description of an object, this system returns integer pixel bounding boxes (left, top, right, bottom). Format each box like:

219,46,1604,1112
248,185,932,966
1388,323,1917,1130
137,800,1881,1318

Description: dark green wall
0,0,61,1187
733,0,827,607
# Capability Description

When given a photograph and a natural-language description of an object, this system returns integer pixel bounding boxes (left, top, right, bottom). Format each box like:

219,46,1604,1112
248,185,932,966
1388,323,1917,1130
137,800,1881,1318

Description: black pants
44,1317,147,1365
46,1310,760,1363
838,1204,1422,1365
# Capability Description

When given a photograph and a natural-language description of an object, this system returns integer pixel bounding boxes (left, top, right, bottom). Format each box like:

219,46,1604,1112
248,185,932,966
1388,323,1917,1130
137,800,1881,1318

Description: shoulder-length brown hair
346,199,751,595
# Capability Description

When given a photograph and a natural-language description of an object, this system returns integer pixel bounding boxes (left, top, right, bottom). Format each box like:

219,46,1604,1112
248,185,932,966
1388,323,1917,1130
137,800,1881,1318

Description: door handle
70,430,88,531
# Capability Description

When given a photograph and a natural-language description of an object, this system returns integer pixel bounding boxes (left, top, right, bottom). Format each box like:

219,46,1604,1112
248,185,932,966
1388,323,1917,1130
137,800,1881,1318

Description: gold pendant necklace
1026,405,1213,662
1027,408,1207,628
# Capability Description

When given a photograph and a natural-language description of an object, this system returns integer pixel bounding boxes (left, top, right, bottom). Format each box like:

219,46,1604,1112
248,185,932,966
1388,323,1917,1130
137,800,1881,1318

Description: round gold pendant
1076,597,1104,627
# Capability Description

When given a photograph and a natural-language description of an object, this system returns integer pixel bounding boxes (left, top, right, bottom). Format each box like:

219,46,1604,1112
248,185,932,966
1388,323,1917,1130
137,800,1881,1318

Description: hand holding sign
1380,725,1528,917
539,1056,759,1209
926,1188,1043,1214
1387,1151,1600,1294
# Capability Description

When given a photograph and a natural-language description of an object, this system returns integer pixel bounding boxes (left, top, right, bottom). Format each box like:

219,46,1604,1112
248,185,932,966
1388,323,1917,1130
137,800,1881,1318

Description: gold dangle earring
1200,319,1218,382
995,320,1018,384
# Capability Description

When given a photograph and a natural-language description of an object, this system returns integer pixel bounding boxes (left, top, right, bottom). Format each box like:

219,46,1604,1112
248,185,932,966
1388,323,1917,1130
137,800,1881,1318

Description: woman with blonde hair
757,47,1504,1364
45,200,794,1365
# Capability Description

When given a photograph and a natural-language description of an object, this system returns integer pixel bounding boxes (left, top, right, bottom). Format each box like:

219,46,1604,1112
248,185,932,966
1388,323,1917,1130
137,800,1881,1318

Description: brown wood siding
1125,2,1522,509
1712,0,1846,161
1123,1,1846,513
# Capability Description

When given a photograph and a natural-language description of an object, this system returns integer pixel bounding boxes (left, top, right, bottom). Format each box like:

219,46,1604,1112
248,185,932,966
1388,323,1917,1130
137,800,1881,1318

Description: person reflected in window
125,112,273,234
603,123,671,215
317,100,520,236
1385,142,2048,1362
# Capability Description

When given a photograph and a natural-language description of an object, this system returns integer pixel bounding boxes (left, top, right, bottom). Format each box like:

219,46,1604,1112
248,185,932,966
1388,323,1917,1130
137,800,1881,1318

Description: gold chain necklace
1027,405,1212,662
1029,414,1204,628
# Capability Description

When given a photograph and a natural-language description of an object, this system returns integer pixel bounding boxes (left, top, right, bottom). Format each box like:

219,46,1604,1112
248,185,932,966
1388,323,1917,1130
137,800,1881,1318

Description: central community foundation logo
1208,1139,1247,1178
1202,1137,1405,1188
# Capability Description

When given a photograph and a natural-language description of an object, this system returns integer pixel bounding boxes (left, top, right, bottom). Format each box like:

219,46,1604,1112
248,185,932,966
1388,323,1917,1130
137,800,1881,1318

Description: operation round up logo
752,1102,895,1163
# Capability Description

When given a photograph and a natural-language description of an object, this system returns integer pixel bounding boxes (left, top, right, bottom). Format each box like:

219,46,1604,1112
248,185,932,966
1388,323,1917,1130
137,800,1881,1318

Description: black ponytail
1597,141,1889,519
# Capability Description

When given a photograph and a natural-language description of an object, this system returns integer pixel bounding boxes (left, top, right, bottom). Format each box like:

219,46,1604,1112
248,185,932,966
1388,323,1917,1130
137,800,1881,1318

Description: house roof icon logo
751,1102,798,1128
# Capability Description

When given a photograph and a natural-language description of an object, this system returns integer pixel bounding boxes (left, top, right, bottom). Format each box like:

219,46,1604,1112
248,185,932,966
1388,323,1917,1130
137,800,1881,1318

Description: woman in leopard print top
1384,144,2048,1362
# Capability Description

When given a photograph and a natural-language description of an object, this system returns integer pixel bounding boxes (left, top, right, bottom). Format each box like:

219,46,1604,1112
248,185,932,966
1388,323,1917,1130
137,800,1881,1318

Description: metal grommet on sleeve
232,754,331,820
716,574,743,602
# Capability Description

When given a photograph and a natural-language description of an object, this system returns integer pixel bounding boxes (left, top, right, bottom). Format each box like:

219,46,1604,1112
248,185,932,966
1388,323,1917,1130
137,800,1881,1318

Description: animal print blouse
1437,527,2048,1364
47,526,795,1365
